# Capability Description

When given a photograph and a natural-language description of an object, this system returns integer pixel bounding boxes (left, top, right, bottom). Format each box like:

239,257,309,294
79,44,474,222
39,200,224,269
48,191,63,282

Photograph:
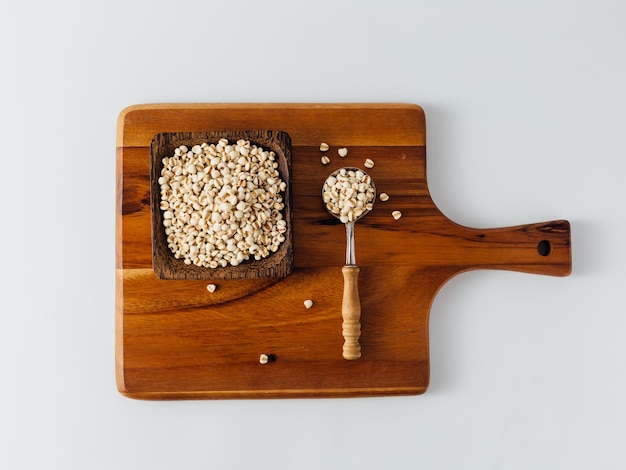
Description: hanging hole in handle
537,240,551,256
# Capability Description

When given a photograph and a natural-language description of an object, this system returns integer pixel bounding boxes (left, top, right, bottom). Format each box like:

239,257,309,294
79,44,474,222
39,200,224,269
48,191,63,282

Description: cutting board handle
457,219,572,276
342,266,362,360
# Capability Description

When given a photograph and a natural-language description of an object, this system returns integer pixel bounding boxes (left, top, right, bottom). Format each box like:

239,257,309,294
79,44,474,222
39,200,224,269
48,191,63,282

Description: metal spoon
322,167,376,360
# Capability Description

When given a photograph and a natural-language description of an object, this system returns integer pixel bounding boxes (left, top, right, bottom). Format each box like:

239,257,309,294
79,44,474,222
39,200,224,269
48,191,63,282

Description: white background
1,0,625,468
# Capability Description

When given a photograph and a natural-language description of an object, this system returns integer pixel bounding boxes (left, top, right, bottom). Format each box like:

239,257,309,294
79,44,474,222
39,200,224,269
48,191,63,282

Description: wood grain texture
116,103,571,399
117,103,426,148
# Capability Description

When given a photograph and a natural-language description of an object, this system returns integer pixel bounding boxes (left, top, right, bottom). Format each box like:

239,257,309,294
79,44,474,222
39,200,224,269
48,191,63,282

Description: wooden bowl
150,130,293,280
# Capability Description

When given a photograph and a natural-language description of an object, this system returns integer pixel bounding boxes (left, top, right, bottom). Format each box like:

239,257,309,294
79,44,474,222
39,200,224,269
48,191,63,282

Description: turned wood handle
342,265,362,360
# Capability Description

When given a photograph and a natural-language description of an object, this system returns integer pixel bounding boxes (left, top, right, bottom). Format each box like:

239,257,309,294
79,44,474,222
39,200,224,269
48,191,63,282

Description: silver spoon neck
345,221,356,266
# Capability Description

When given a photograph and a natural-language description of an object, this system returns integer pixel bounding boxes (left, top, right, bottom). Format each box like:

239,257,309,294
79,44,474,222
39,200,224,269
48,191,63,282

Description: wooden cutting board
116,103,571,399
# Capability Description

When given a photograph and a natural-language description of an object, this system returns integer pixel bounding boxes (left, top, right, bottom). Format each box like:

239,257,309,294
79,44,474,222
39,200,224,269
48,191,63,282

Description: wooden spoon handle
342,265,362,360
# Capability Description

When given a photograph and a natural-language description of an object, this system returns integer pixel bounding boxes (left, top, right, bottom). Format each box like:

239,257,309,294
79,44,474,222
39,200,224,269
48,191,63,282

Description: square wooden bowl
150,130,293,280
